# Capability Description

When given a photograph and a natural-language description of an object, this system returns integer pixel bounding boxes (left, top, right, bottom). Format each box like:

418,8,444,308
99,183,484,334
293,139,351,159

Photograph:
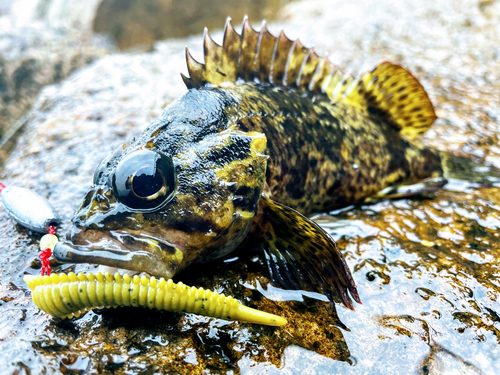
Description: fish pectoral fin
256,196,361,310
331,62,437,141
365,176,448,203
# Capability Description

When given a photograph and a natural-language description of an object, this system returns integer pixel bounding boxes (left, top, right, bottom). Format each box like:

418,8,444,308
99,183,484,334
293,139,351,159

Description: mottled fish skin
69,88,268,276
139,83,443,215
68,82,441,274
60,18,444,310
138,85,443,214
219,83,443,214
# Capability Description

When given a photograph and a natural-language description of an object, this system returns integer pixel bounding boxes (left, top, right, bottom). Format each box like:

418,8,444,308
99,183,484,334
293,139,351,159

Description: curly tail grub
24,272,287,326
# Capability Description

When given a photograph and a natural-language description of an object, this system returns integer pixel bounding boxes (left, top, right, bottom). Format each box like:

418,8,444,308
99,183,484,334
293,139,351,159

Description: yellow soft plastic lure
24,272,287,326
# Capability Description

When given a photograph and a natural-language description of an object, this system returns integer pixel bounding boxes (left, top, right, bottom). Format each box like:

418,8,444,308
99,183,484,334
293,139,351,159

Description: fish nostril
66,223,87,242
95,193,110,209
82,189,96,205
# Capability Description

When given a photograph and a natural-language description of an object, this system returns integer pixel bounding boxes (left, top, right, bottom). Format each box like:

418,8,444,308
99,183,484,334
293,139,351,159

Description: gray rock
0,24,115,163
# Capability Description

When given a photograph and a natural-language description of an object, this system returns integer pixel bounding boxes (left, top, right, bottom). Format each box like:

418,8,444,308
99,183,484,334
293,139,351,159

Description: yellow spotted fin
182,17,436,140
253,196,361,310
330,62,437,140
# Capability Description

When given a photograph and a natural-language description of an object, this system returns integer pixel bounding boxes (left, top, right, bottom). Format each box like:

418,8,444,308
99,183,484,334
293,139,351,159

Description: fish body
200,83,442,213
56,18,443,310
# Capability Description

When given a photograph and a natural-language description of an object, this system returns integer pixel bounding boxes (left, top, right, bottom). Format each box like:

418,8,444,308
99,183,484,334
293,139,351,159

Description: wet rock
0,0,115,164
420,343,484,375
1,0,500,373
0,25,114,163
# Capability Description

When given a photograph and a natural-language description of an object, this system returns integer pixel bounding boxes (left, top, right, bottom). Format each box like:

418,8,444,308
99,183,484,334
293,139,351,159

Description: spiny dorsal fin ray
299,48,321,89
183,48,205,89
272,31,294,85
331,62,437,140
183,17,342,97
182,18,436,140
203,29,226,86
239,16,259,82
256,21,276,83
309,57,333,92
222,20,241,83
285,38,309,87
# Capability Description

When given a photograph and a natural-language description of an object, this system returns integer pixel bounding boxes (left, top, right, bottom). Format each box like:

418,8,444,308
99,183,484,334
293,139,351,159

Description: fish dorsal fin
181,16,343,94
182,18,436,140
329,62,437,140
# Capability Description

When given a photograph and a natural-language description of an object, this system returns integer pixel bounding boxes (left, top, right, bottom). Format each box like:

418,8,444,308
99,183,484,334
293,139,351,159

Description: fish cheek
194,171,266,260
158,245,184,274
191,210,255,263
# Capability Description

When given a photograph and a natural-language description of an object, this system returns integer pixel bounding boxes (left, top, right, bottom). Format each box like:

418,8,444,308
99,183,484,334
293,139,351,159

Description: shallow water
1,0,500,373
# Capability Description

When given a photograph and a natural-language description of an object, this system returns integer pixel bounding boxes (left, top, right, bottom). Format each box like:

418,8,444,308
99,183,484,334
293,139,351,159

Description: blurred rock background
0,0,288,165
0,0,113,162
93,0,284,49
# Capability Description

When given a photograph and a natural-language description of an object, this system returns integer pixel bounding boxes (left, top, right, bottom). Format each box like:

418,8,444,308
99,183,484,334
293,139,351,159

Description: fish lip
65,225,184,252
55,225,181,279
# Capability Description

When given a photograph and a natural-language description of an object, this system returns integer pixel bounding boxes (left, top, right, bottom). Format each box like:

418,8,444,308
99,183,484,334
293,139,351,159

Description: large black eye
112,149,176,210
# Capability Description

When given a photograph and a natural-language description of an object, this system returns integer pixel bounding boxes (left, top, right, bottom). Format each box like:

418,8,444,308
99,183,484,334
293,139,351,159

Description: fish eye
131,167,164,198
112,149,176,210
93,144,125,186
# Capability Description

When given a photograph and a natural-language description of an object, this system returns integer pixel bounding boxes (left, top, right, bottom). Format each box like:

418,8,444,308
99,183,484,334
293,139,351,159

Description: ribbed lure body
24,272,286,326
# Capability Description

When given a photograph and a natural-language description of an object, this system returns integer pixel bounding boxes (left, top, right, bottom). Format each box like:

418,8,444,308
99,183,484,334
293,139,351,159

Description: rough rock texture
0,25,114,164
1,0,500,373
0,0,115,164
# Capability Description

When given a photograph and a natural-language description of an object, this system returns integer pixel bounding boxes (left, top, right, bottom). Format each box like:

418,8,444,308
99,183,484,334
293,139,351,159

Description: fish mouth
53,226,186,280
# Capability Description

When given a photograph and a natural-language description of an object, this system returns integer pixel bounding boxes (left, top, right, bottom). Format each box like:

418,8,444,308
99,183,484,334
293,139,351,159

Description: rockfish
55,17,446,310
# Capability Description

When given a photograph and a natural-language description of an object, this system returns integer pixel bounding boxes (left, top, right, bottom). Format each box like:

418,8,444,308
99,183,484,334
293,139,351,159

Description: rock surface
0,0,114,163
1,0,500,373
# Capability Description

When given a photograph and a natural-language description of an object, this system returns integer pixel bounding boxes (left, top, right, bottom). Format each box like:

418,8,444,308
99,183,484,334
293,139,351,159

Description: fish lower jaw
53,241,179,280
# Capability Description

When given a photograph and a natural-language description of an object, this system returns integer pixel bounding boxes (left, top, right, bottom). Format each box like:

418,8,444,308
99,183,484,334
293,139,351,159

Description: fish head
58,130,268,279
